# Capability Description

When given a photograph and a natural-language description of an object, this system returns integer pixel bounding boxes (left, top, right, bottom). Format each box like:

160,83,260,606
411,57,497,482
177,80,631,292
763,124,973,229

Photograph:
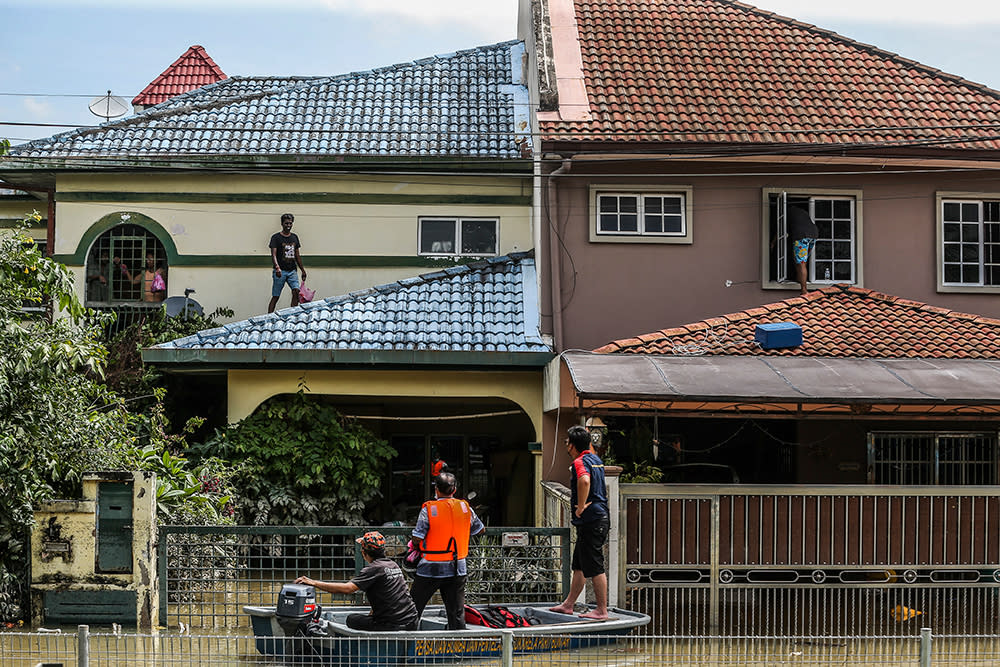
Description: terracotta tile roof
540,0,1000,150
594,285,1000,358
132,45,227,107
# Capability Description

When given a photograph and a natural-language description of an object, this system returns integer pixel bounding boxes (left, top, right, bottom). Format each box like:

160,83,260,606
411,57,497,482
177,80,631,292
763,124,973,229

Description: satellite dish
164,296,204,320
88,90,129,121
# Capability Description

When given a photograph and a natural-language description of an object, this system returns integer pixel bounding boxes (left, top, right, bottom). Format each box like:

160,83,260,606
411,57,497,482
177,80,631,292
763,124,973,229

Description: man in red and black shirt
549,425,609,619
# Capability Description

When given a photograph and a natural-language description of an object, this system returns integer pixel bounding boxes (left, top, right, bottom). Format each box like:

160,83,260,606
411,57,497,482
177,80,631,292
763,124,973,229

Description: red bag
463,605,537,628
298,281,316,303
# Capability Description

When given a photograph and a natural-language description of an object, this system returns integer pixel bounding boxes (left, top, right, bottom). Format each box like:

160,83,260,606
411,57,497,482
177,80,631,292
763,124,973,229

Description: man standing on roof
549,425,610,620
268,213,306,313
410,472,485,630
295,531,418,631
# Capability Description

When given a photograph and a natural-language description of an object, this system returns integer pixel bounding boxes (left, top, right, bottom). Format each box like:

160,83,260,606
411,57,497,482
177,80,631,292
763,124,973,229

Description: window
86,224,167,304
764,189,861,288
589,185,693,243
418,218,498,256
940,198,1000,287
869,432,998,485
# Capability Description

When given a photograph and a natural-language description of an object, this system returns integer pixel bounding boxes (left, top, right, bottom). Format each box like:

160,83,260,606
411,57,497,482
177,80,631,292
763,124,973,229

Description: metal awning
562,352,1000,415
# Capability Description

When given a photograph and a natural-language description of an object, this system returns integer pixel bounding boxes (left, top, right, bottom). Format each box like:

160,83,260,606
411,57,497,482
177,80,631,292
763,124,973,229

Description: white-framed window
589,185,693,244
763,188,862,288
939,197,1000,289
418,217,498,257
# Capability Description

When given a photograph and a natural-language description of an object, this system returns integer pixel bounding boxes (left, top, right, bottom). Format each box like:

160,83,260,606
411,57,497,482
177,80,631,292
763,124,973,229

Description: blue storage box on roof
754,322,803,350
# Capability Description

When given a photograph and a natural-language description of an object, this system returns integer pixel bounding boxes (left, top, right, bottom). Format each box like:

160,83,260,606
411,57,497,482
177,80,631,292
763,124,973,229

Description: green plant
194,391,396,525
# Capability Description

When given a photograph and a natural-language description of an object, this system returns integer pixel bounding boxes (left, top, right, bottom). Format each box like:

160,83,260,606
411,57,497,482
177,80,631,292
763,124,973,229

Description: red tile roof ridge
132,45,227,106
722,0,1000,101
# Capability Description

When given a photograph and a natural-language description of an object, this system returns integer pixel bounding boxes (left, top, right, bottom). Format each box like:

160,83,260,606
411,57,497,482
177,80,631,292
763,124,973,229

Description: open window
418,217,498,257
86,224,168,304
938,195,1000,291
763,188,861,289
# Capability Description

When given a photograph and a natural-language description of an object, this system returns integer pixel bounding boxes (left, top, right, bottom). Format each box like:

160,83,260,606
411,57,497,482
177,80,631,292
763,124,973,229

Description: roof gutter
547,157,572,351
141,347,555,368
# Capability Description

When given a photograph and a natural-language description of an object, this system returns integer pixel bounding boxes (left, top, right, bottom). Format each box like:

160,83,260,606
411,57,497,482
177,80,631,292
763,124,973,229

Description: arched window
86,224,168,304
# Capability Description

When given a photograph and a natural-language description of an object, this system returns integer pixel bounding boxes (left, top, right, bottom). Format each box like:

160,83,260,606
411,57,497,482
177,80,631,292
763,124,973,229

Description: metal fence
9,626,1000,666
157,525,570,629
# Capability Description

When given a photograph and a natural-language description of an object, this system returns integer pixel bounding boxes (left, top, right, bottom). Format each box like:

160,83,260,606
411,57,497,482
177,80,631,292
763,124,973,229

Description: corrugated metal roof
14,41,531,160
155,252,549,355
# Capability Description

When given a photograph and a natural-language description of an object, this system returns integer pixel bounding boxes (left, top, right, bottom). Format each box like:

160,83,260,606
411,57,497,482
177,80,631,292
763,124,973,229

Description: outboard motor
275,583,323,635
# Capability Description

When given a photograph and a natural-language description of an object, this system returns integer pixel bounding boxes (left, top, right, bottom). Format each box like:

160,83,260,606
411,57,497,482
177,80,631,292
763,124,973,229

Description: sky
2,0,1000,145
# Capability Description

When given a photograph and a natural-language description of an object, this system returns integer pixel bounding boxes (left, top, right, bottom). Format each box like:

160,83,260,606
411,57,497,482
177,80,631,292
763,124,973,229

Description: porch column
606,465,621,608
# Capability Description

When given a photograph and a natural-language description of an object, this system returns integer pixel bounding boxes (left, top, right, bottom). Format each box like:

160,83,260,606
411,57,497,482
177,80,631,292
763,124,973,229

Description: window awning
562,352,1000,417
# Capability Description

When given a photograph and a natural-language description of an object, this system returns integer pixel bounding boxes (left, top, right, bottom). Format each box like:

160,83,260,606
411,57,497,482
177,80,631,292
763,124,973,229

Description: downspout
46,191,55,257
546,158,571,351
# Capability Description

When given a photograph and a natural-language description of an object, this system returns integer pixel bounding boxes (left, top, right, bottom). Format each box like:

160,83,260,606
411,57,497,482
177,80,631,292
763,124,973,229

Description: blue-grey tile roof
12,41,530,160
155,252,549,356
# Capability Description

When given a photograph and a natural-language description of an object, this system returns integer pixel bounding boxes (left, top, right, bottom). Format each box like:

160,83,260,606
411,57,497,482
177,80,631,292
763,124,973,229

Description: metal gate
621,485,1000,636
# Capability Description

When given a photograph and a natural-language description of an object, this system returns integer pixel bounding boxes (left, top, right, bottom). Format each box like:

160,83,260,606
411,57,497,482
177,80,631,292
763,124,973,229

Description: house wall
52,172,532,321
540,161,1000,351
0,196,46,243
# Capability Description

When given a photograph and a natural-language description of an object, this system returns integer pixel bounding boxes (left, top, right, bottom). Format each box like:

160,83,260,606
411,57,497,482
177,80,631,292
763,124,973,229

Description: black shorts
571,516,610,578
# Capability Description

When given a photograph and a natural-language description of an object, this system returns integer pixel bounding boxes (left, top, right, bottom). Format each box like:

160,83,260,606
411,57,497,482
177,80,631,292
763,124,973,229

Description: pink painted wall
539,162,1000,351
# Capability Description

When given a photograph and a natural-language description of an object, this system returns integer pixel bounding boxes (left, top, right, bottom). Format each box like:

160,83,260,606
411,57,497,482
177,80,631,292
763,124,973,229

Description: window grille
86,224,167,304
869,432,999,485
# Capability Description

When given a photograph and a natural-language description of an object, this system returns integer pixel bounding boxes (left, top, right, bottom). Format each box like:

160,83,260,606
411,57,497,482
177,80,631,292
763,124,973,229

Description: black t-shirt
787,206,818,241
269,232,301,271
350,558,418,627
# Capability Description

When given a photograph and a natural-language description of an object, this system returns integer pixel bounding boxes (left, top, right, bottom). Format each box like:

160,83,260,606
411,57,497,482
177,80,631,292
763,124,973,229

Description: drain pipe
546,158,571,351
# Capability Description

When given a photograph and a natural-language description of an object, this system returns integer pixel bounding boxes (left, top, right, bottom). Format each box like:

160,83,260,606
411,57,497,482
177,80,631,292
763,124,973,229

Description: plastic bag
151,272,166,292
298,281,315,303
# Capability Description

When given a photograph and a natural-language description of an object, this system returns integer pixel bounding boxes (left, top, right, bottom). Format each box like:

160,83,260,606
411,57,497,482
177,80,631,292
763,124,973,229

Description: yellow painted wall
55,173,532,322
228,368,544,440
0,199,46,242
72,264,441,320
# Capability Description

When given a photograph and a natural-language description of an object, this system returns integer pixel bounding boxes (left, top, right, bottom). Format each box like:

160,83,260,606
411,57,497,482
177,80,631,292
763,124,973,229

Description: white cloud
746,0,1000,25
21,98,55,121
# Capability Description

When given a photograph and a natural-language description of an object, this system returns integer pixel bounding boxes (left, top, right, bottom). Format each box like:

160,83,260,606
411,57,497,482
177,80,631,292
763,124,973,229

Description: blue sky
3,0,999,145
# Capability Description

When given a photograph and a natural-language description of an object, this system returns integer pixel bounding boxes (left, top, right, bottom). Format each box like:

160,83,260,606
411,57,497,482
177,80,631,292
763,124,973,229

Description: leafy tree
0,213,135,619
0,211,235,621
195,392,396,525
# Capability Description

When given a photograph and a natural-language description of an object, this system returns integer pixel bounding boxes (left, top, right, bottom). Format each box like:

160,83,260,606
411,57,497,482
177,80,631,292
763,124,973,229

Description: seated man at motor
295,531,418,631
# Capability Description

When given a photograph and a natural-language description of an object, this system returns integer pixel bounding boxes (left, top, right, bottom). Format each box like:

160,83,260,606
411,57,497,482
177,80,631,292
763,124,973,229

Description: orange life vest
420,497,472,562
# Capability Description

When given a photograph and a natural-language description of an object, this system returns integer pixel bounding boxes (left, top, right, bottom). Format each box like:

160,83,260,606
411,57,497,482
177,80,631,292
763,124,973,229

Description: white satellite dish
88,90,129,121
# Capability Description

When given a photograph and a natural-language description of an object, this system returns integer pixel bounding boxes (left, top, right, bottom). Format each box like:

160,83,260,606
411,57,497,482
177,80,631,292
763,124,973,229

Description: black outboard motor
275,584,329,665
276,583,322,635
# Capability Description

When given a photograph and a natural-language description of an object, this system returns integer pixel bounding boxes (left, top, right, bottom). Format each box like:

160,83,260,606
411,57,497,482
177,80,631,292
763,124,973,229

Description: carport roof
563,352,1000,408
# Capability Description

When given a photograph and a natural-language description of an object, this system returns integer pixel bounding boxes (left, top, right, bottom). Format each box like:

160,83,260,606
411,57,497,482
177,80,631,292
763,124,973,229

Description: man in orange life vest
410,472,485,629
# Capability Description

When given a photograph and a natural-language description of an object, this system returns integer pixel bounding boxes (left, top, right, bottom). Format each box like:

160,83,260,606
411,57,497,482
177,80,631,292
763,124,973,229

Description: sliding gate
621,485,1000,636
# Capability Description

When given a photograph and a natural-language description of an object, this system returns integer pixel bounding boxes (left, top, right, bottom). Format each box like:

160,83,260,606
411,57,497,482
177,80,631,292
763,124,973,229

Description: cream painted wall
55,172,533,321
228,368,544,439
78,265,443,318
0,199,46,242
56,200,532,257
